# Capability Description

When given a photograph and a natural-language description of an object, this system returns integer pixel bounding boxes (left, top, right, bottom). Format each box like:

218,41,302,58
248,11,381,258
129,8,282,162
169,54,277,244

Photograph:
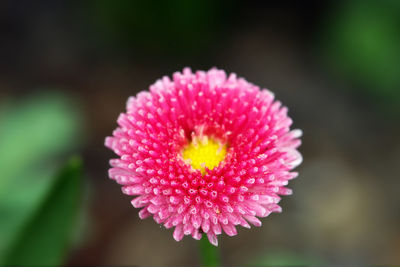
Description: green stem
199,235,221,267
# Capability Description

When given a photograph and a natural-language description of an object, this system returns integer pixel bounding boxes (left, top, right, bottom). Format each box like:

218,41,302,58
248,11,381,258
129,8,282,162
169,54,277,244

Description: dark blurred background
1,0,399,266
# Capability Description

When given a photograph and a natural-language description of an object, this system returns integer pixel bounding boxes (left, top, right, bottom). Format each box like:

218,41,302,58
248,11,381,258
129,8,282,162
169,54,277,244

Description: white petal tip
207,233,219,246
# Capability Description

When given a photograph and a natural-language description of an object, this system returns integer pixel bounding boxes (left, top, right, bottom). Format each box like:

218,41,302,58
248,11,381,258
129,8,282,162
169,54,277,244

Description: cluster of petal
105,68,302,246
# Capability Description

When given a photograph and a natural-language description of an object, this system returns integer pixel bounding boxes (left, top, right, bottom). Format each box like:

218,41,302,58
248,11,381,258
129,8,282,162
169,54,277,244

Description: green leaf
0,93,81,186
3,157,83,266
0,92,81,262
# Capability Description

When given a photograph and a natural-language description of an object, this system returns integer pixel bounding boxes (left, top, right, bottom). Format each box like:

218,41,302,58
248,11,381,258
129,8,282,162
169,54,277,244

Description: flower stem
199,236,221,267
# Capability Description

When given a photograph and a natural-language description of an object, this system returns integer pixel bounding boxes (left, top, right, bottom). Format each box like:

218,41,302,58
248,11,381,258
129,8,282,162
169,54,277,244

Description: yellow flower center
182,136,227,173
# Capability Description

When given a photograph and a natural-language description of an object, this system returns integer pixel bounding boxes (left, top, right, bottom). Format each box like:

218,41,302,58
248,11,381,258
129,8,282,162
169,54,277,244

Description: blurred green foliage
88,0,233,56
322,0,400,110
247,250,321,267
0,93,83,265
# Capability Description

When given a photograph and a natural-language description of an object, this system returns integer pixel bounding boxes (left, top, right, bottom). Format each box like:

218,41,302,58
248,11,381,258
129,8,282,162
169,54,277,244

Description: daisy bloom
105,68,302,246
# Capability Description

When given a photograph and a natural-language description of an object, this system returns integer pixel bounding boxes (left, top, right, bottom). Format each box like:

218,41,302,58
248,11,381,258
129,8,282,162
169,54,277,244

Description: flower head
105,68,302,246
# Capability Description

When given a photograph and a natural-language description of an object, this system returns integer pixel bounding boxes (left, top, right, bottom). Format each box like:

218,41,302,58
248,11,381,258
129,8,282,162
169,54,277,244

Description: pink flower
105,68,302,246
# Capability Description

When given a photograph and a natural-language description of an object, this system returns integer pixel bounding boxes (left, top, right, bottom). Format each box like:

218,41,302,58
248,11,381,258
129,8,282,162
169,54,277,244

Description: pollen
182,136,227,172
